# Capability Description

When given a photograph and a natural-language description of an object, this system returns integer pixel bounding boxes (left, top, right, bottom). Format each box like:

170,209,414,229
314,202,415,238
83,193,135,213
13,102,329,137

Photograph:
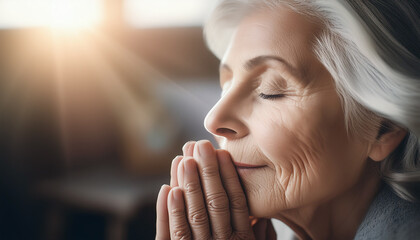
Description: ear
369,127,407,162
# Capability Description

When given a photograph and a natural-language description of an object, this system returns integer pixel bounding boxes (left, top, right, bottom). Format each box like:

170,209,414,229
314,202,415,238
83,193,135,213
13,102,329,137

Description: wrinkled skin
156,140,276,239
156,6,406,240
206,8,371,218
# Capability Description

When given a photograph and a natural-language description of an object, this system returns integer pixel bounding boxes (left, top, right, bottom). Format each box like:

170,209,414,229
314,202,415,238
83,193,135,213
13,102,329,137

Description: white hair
204,0,420,201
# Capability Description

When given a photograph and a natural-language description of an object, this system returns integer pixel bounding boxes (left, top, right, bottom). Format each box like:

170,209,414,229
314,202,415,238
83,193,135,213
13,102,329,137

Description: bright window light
124,0,217,28
0,0,103,29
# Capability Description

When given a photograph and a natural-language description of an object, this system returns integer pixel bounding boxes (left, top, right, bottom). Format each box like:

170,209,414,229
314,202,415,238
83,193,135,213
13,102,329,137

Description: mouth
233,162,266,169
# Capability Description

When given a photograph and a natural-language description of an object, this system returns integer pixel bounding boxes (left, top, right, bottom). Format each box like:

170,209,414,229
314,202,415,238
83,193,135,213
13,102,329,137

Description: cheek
254,103,324,171
247,98,369,214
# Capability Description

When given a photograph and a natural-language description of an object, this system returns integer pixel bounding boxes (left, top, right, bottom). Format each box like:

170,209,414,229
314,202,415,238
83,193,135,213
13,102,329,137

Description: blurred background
0,1,221,239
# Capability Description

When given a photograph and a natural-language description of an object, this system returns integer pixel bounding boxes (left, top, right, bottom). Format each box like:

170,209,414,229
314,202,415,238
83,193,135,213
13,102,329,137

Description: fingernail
184,158,194,175
171,156,182,167
172,188,182,201
182,142,192,155
177,160,184,187
197,141,213,157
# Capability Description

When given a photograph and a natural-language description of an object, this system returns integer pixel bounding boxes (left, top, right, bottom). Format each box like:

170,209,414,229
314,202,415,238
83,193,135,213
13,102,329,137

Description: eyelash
259,93,285,100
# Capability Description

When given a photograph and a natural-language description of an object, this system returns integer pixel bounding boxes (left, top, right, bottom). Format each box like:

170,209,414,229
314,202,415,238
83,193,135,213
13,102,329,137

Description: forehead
222,7,322,71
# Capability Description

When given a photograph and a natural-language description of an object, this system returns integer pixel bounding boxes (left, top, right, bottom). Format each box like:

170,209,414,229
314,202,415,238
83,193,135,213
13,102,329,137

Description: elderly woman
156,0,420,239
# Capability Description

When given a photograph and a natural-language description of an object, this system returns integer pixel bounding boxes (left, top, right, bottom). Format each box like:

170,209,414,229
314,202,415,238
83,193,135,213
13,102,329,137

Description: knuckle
170,207,185,218
206,192,229,213
171,229,191,240
188,208,208,226
233,231,253,240
224,174,239,182
213,228,233,240
229,193,247,211
184,182,201,194
201,166,219,179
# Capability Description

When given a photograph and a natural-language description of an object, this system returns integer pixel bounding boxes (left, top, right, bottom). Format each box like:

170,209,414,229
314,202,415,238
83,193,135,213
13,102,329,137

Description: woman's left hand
156,140,263,240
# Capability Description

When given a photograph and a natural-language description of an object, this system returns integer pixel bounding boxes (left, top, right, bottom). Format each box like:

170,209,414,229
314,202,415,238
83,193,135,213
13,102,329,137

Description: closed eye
259,93,285,100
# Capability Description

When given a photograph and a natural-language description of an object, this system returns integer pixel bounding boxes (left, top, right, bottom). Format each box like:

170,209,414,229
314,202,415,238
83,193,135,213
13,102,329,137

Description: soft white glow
124,0,217,28
0,0,103,29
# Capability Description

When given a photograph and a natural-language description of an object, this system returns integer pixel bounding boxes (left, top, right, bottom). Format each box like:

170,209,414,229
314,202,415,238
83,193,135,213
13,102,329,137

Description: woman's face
204,8,372,217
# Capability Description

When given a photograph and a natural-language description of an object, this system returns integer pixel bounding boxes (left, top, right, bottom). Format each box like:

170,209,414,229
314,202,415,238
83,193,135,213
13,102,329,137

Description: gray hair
204,0,420,201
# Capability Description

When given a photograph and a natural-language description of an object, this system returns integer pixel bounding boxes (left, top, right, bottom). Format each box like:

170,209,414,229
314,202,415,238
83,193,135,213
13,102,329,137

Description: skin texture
156,140,276,239
207,5,375,222
156,6,407,240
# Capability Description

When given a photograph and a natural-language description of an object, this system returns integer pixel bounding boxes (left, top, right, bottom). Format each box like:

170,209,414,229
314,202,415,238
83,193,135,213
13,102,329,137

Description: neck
276,163,382,240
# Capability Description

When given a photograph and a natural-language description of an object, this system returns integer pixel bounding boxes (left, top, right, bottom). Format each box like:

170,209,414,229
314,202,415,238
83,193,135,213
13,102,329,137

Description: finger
170,156,183,187
193,140,232,239
182,141,196,157
168,187,191,240
177,158,185,188
217,150,250,234
183,157,211,239
156,184,171,240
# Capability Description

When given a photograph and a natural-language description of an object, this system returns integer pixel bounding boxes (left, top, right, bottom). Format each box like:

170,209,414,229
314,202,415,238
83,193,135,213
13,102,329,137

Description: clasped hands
156,140,276,240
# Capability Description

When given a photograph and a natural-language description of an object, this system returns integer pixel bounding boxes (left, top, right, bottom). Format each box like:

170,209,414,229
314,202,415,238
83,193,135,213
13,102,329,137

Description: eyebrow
219,55,297,74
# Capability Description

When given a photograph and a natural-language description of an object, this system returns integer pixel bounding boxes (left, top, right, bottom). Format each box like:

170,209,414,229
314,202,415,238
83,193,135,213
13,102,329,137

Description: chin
247,196,274,218
240,178,276,218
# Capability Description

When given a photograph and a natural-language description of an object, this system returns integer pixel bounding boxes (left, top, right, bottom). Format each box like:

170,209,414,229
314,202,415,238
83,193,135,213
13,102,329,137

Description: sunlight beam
0,0,103,30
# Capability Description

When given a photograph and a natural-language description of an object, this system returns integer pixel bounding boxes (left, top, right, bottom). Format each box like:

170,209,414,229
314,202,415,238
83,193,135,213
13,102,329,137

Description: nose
204,89,249,140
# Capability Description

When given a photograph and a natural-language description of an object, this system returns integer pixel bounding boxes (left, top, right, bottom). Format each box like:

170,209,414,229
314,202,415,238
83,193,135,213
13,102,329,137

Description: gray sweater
354,184,420,239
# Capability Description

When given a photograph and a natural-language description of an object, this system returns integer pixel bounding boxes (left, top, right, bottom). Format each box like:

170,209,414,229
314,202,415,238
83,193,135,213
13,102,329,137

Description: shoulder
355,184,420,240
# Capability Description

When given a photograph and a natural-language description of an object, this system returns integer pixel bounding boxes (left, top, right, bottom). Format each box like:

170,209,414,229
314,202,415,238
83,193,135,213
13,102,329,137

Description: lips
233,162,266,169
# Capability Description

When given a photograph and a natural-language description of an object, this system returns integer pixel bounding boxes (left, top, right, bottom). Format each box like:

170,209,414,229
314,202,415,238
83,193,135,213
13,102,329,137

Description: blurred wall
0,21,220,240
0,26,219,175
